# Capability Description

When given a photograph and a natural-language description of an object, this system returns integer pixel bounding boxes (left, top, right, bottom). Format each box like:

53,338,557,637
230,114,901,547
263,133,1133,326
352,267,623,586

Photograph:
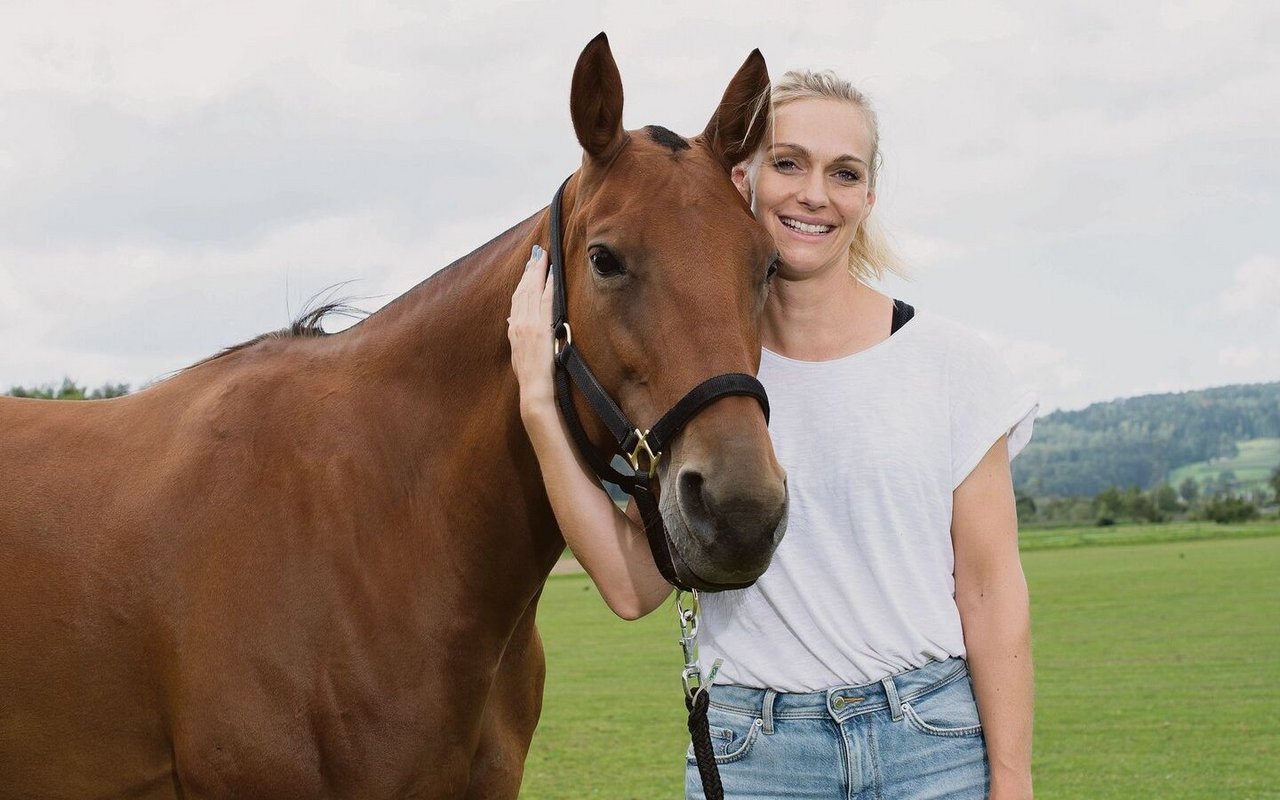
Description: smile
780,216,835,235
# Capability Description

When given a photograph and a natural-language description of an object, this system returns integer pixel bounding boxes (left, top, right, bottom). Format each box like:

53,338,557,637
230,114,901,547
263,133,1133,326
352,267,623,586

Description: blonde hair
753,69,905,281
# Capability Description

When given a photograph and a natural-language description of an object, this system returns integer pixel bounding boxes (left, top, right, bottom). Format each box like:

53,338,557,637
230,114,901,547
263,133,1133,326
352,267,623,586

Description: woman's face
735,98,877,281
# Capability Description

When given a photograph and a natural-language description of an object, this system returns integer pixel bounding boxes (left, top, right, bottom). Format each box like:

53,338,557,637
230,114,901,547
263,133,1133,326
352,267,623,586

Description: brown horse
0,34,786,798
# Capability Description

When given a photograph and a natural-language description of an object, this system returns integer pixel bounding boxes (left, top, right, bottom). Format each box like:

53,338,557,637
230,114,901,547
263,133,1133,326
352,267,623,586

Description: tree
1203,496,1258,524
1152,481,1177,512
6,379,129,400
1179,477,1200,505
1015,490,1037,524
88,382,130,399
1124,485,1162,523
1214,470,1238,495
1271,466,1280,505
1094,486,1124,524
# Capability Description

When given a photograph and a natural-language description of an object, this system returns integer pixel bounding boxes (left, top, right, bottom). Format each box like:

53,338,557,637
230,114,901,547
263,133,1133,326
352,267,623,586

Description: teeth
781,217,833,234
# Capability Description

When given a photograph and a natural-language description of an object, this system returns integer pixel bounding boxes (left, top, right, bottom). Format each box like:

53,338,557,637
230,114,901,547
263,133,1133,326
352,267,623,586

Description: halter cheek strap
546,176,770,592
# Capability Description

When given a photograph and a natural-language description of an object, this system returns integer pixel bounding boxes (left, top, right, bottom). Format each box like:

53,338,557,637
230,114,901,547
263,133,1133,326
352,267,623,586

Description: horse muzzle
661,463,788,592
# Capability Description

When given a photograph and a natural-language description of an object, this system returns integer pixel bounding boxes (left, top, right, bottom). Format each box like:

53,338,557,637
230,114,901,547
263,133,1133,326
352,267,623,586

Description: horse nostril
676,465,783,545
671,461,787,584
678,468,706,511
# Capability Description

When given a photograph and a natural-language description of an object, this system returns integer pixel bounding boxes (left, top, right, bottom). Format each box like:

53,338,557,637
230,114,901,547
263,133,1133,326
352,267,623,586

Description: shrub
1202,496,1258,524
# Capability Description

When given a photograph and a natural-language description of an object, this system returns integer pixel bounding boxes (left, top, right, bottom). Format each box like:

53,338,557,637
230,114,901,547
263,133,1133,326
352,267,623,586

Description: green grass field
522,522,1280,799
1168,437,1280,493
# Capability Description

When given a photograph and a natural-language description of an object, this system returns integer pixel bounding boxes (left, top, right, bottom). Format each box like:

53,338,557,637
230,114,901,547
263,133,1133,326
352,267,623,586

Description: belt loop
881,676,903,722
761,689,776,735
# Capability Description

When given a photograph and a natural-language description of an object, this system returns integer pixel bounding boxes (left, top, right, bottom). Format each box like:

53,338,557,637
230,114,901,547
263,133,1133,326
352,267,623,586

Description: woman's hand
505,244,672,619
507,245,556,416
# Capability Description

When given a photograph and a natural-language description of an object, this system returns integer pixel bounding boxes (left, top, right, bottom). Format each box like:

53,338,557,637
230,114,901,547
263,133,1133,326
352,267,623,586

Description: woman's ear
731,162,753,206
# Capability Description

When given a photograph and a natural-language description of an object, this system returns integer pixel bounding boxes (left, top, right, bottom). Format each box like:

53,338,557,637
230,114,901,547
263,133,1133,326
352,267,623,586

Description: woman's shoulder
892,309,990,358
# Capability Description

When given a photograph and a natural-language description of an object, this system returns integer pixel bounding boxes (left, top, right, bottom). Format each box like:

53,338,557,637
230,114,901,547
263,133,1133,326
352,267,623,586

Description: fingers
514,244,549,297
526,244,547,273
508,244,555,350
512,247,553,330
508,244,557,404
522,244,549,285
527,245,555,323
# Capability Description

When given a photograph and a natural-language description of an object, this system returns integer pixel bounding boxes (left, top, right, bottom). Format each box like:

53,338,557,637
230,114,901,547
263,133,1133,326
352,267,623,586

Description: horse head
556,34,788,591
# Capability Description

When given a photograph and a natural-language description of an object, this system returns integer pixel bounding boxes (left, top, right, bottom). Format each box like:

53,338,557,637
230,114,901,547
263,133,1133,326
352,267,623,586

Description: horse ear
570,32,626,162
703,50,771,170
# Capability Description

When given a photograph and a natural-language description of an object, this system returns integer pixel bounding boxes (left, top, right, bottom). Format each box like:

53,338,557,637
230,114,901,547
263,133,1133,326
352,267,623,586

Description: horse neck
343,208,565,597
355,210,545,395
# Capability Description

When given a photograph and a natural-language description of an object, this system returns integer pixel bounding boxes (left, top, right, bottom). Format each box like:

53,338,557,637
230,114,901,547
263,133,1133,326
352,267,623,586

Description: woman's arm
508,246,672,619
952,435,1034,800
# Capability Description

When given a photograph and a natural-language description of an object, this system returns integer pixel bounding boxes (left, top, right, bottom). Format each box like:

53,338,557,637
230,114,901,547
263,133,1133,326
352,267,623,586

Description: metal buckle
626,428,662,478
553,321,572,358
677,591,720,701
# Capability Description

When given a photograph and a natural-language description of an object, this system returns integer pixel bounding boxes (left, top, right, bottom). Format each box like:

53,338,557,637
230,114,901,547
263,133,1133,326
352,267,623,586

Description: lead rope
678,590,725,799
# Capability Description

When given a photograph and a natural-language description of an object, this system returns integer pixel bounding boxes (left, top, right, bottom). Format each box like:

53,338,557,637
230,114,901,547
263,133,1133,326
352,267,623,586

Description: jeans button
833,696,846,710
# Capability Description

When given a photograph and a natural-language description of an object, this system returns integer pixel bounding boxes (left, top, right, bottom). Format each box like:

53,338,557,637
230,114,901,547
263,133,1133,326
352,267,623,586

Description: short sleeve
947,328,1039,489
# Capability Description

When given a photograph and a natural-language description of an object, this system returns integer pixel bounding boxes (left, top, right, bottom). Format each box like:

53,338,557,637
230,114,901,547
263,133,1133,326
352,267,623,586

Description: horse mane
183,293,369,373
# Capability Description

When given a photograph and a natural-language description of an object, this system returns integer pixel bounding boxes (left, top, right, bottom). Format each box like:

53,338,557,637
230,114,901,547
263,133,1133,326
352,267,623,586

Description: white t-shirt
699,311,1038,692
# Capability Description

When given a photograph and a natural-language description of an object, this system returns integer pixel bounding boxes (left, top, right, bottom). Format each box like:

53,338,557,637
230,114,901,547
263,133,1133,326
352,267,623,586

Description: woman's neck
762,267,893,362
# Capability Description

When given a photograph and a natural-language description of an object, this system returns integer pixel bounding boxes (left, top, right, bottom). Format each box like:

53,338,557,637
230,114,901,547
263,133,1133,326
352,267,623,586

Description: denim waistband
706,658,970,727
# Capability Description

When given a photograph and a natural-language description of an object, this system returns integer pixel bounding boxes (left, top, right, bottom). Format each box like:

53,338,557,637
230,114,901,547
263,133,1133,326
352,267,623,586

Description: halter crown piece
547,177,771,592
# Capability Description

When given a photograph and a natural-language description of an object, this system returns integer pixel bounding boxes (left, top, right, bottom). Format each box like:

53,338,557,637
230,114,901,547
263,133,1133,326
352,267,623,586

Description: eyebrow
770,142,868,167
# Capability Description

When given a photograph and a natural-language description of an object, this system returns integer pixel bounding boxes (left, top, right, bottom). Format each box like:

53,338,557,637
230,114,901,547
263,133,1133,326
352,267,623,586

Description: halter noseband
547,176,770,592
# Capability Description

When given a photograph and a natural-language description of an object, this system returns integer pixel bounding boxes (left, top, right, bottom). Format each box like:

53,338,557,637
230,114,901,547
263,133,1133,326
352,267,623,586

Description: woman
508,70,1037,799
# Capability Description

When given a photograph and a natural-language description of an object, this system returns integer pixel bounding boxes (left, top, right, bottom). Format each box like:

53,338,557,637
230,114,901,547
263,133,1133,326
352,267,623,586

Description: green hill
1167,438,1280,495
1014,382,1280,497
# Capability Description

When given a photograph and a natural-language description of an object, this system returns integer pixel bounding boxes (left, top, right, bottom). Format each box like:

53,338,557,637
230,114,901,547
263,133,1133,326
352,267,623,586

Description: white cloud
1,0,1278,409
1218,344,1280,372
0,204,509,389
1213,255,1280,323
893,232,968,267
972,330,1086,412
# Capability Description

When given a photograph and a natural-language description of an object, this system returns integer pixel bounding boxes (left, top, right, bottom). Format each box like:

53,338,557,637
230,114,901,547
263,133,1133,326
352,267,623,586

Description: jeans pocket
685,705,763,764
901,674,984,738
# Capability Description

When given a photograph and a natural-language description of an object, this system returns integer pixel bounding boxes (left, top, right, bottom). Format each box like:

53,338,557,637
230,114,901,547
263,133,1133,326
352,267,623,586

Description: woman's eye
834,169,862,183
772,158,799,173
589,247,625,276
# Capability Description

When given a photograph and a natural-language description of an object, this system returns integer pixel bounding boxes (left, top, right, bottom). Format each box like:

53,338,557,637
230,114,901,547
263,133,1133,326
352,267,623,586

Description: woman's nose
795,171,827,209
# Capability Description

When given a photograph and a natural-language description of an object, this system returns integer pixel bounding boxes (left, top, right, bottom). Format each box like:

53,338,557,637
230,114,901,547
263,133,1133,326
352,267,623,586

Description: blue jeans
685,658,989,799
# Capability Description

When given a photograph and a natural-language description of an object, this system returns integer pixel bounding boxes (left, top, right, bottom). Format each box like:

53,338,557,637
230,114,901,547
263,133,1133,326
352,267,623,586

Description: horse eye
589,247,625,277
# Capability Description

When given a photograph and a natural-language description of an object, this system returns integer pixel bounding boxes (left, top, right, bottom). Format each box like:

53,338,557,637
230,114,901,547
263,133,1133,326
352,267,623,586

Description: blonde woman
508,70,1037,799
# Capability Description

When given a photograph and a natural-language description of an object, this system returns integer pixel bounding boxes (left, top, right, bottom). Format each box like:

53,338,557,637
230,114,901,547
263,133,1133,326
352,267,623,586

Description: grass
521,522,1280,799
1018,519,1280,551
1168,437,1280,492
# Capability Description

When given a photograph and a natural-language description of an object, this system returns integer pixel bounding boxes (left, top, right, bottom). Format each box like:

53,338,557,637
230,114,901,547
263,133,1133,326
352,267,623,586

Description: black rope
686,689,724,800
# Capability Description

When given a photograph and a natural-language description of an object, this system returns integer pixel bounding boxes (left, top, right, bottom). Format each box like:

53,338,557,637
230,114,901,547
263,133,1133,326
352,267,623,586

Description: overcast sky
2,1,1276,411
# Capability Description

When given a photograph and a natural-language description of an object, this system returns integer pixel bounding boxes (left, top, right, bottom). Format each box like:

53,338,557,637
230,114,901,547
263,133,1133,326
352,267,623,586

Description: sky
1,1,1276,412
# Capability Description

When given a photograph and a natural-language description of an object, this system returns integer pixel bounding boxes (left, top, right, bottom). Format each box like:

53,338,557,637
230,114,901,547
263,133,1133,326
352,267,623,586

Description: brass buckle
626,428,661,478
553,321,572,358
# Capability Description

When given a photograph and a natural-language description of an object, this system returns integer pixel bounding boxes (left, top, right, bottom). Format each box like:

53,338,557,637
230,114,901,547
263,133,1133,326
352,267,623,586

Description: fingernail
531,244,544,261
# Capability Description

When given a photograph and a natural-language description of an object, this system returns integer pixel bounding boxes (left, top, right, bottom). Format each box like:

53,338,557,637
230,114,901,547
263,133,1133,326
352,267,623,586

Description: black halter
548,177,771,592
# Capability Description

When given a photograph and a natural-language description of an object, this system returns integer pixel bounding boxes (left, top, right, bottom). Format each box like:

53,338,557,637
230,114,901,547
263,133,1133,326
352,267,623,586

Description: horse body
0,34,784,798
1,212,557,797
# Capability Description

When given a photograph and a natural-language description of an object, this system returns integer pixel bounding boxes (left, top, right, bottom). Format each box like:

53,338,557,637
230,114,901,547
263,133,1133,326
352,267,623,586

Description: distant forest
9,377,1280,507
1014,382,1280,497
